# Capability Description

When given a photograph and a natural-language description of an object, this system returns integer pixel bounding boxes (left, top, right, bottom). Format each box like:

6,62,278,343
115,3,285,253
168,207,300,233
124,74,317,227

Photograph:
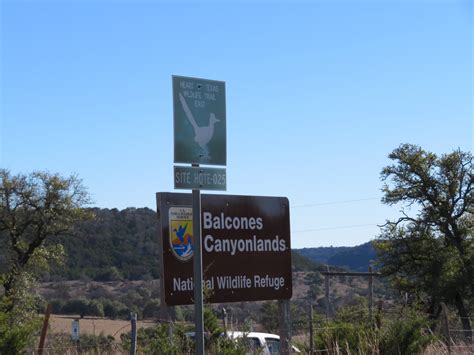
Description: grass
48,315,157,341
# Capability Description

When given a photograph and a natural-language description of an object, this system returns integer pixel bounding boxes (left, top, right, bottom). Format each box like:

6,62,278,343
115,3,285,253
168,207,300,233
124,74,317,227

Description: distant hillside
297,246,352,264
297,242,377,272
46,208,323,281
291,250,325,272
51,207,160,281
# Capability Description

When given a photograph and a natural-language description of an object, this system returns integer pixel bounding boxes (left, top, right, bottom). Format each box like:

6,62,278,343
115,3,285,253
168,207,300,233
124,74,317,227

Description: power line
292,197,379,208
292,223,379,233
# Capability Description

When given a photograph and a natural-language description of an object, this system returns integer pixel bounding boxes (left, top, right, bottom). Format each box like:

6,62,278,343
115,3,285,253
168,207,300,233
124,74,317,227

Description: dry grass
49,315,157,340
423,341,474,355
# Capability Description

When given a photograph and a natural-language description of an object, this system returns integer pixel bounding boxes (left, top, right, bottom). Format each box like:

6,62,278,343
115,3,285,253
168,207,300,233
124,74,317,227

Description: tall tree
0,169,92,299
375,144,473,340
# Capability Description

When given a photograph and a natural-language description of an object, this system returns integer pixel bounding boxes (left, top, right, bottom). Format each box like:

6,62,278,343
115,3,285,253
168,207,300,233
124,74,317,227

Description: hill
51,207,160,280
296,242,377,272
49,208,323,281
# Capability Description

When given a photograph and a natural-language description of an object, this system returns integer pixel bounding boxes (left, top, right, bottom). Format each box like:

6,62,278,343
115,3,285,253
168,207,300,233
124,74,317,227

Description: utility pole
321,268,380,321
309,304,314,355
279,300,291,355
324,266,330,319
130,313,137,355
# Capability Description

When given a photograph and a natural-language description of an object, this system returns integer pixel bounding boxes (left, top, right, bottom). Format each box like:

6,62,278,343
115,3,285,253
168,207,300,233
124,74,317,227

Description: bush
379,312,435,354
102,299,128,319
143,299,160,319
93,266,124,282
87,300,104,317
121,323,193,354
0,308,41,355
50,299,65,313
61,298,90,318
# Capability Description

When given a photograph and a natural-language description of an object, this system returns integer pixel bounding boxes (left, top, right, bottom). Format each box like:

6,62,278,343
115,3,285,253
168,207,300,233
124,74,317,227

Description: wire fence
22,304,473,354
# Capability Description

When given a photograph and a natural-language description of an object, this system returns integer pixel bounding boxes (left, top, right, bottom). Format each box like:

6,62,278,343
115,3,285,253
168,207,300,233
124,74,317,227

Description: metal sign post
192,184,204,355
172,75,227,355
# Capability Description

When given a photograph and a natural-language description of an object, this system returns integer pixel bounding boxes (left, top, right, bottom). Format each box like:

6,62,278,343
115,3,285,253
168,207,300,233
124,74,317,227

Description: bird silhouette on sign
173,223,188,243
179,93,220,153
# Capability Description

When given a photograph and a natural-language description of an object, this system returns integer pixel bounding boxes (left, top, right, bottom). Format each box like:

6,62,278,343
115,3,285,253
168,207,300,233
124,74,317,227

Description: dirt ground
49,315,158,340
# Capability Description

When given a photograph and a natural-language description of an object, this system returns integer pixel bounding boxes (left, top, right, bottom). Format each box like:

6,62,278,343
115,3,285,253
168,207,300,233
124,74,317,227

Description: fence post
279,299,291,355
130,312,137,355
368,266,373,323
440,302,452,354
222,307,228,335
325,266,330,319
37,303,52,355
309,304,314,355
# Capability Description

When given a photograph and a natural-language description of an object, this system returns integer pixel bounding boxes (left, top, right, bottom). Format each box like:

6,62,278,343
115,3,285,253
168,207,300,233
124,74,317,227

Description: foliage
313,299,378,354
379,310,435,355
121,323,193,355
46,332,116,355
37,208,323,282
204,307,223,343
259,301,280,333
93,266,124,282
305,303,436,355
48,207,160,281
143,299,161,319
61,298,90,318
297,244,377,272
0,169,92,295
326,242,377,272
291,250,325,271
375,144,473,338
0,169,92,353
101,299,129,319
120,320,254,355
304,271,323,299
0,273,42,354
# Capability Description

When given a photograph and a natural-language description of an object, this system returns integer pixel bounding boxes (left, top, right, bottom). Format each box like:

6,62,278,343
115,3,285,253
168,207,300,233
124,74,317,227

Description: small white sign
71,320,80,340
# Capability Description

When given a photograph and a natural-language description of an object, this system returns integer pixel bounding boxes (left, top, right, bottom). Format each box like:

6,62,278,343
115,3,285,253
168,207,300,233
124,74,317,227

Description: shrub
121,323,193,354
143,299,160,319
102,299,128,319
93,266,124,282
379,312,435,354
61,298,90,318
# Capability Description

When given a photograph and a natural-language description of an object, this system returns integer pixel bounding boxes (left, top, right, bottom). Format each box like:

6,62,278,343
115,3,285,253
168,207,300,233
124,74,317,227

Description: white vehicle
226,331,301,354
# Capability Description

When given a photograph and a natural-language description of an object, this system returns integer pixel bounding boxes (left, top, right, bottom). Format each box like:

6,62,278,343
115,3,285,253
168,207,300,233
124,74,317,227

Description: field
49,315,157,340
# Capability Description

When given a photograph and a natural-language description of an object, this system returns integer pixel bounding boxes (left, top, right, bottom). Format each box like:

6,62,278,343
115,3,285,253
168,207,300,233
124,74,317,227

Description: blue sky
1,0,472,248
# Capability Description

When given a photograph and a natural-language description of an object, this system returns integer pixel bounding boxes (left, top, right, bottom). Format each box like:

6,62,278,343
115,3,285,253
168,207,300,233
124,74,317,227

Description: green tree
62,299,90,318
375,144,473,340
0,169,92,296
0,169,92,353
259,301,280,333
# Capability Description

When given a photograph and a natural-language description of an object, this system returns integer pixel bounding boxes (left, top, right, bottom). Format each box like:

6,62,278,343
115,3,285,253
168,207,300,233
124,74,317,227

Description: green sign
173,75,226,166
174,166,226,191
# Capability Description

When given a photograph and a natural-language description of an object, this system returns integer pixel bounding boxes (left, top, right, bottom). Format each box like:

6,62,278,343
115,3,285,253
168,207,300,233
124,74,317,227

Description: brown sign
156,193,292,306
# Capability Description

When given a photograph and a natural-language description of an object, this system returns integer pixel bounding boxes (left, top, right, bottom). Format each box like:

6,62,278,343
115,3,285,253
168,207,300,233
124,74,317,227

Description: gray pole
130,313,137,355
368,266,373,323
222,308,228,335
309,304,314,355
278,300,291,355
193,187,205,355
325,266,330,319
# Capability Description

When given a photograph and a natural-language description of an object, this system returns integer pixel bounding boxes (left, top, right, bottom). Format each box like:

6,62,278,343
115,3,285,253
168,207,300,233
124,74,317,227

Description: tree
0,170,92,353
0,169,92,297
374,144,473,340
